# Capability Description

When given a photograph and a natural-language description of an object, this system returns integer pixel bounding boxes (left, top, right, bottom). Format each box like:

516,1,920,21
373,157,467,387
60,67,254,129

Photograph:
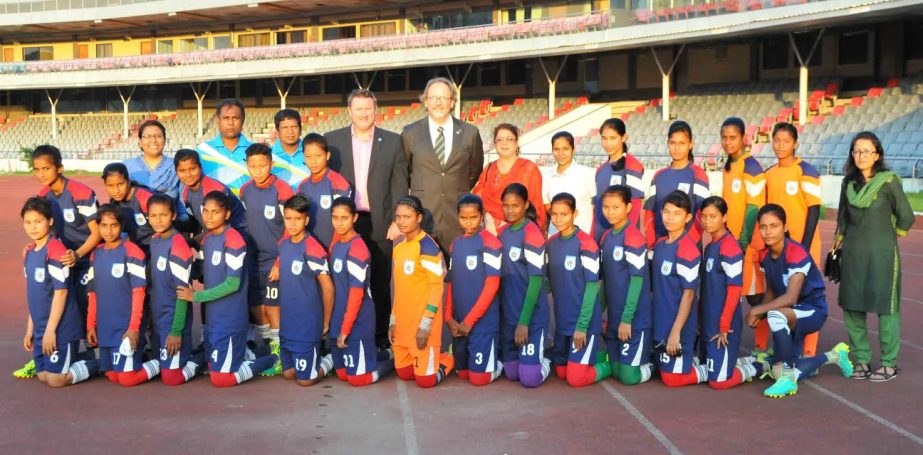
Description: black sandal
851,363,870,380
868,366,899,382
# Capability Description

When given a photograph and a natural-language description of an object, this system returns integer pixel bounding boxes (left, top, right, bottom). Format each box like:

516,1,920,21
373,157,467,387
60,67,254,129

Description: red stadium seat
850,97,865,106
811,115,826,125
831,105,846,116
867,87,883,98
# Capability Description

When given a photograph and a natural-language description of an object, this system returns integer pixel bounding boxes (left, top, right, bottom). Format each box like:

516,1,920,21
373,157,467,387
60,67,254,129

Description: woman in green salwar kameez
833,132,915,382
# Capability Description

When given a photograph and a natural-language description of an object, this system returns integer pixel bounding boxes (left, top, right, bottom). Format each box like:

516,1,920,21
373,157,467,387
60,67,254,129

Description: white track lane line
600,381,683,455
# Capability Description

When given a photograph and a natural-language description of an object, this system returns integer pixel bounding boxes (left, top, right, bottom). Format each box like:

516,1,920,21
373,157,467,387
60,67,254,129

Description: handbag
824,248,841,283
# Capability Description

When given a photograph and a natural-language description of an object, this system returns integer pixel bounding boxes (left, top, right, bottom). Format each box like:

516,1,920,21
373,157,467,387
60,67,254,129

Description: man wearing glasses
401,77,484,254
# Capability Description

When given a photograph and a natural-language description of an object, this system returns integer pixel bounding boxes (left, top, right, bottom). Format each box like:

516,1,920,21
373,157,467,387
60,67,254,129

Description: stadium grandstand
0,0,922,180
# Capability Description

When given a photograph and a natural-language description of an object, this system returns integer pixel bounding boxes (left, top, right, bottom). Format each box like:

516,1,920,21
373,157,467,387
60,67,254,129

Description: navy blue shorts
500,323,546,366
258,261,280,308
452,332,500,374
553,333,603,367
329,337,377,376
605,327,652,367
33,340,78,374
702,330,741,382
654,339,695,374
281,339,323,381
207,332,247,373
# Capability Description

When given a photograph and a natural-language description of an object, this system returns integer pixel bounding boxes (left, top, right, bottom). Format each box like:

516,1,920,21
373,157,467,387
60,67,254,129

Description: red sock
708,368,744,390
457,369,470,380
415,374,437,388
661,370,700,387
105,371,120,383
754,319,769,351
555,365,567,380
565,362,596,388
117,370,151,387
347,373,374,387
161,368,187,386
395,365,415,381
335,368,348,381
468,371,494,386
210,372,238,387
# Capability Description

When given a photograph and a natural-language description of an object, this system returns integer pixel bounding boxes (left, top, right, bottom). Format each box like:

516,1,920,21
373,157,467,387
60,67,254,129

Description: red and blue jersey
201,228,249,338
644,164,709,244
447,229,502,334
149,231,193,339
182,176,247,233
296,169,352,249
240,175,294,265
87,240,147,347
24,238,82,343
760,239,827,315
39,177,98,252
599,224,651,329
498,221,549,327
651,231,700,343
115,185,156,249
278,234,330,343
700,232,744,338
594,154,644,240
329,235,374,340
546,230,602,335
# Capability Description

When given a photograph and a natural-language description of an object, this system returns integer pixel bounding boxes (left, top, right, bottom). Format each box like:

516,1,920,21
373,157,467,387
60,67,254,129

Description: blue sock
795,355,828,380
248,354,277,374
767,310,795,367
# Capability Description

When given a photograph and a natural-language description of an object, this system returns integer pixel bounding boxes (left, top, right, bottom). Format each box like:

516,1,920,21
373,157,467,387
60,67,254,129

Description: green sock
594,361,612,382
618,364,643,385
609,361,621,381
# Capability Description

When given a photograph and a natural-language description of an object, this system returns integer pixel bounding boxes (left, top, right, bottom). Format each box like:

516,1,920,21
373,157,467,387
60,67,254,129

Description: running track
0,176,920,454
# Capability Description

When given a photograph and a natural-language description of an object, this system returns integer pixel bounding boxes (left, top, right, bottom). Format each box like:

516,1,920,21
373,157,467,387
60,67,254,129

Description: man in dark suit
401,77,484,253
327,89,408,347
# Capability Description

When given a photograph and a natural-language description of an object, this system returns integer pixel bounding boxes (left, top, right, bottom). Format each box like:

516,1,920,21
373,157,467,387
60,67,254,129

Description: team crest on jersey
33,268,45,282
612,246,624,261
661,260,673,275
466,255,478,271
786,181,799,195
731,179,742,193
610,175,622,186
706,258,714,272
564,255,577,271
677,182,690,193
291,260,303,275
134,212,147,226
263,205,276,219
211,251,222,266
403,259,415,275
333,258,343,273
320,195,332,209
111,263,125,278
63,208,76,223
156,256,167,271
508,246,522,261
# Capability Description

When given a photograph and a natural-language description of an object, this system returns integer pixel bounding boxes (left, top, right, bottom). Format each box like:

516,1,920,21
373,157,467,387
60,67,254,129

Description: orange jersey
765,158,822,263
723,153,766,251
392,230,445,346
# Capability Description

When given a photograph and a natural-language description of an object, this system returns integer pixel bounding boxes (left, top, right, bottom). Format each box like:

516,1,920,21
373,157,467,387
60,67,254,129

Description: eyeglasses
141,134,164,141
851,149,877,158
426,96,453,104
495,137,517,143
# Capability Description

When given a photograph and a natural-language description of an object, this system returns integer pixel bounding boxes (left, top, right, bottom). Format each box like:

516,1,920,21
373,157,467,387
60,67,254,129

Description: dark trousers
355,212,393,346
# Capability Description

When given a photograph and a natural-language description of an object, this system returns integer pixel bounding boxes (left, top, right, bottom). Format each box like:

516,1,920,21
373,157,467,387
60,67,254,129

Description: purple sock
519,363,546,388
504,360,520,381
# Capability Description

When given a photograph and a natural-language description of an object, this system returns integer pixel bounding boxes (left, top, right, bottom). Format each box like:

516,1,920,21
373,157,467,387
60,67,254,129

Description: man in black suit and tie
401,77,484,253
326,89,408,347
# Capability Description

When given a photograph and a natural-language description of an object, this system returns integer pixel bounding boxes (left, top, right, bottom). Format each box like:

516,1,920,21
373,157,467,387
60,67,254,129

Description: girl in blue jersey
598,185,653,386
176,191,277,387
20,197,98,387
642,121,709,248
546,192,610,387
147,193,205,385
497,183,551,388
652,191,707,387
102,162,157,252
276,194,335,386
86,204,160,387
698,196,762,389
446,194,504,386
329,197,393,386
747,204,852,398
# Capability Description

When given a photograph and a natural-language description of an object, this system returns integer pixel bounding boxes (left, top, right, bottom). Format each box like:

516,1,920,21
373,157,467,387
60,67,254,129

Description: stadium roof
0,0,436,42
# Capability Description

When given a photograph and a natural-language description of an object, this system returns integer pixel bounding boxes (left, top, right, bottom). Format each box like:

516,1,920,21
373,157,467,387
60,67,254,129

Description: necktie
434,126,445,166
